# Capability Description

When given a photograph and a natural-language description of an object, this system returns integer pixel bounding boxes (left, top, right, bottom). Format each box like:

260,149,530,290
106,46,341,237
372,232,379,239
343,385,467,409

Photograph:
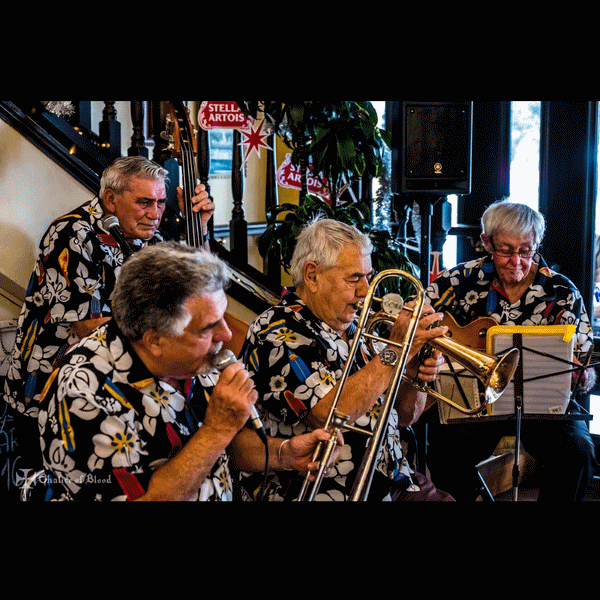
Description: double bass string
180,135,203,248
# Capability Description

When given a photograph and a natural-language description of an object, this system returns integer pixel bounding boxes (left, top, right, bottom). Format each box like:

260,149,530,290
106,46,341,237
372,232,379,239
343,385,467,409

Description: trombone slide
297,269,424,501
297,268,519,501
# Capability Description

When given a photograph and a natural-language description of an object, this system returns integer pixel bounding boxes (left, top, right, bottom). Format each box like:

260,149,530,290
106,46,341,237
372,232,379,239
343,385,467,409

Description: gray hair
99,156,169,199
290,216,372,288
110,242,231,342
481,199,546,245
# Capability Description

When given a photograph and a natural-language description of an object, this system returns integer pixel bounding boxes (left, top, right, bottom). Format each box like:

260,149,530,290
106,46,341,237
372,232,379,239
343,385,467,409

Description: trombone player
236,217,454,501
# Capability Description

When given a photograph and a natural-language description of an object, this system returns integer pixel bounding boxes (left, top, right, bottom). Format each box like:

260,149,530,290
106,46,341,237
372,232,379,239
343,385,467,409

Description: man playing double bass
425,199,597,502
2,156,212,493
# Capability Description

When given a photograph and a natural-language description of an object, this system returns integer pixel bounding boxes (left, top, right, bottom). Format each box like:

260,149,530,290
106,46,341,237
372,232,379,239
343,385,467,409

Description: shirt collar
104,320,157,390
280,287,358,340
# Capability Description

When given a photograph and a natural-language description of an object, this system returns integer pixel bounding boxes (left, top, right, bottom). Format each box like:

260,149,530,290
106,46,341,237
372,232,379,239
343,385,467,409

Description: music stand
487,325,595,501
437,324,595,500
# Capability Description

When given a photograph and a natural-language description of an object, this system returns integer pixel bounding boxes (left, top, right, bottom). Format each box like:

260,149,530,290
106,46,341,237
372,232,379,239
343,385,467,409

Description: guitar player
423,199,597,502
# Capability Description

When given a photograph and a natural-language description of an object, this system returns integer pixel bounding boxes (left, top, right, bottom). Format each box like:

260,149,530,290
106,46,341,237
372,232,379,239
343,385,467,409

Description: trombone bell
364,305,519,415
429,335,520,408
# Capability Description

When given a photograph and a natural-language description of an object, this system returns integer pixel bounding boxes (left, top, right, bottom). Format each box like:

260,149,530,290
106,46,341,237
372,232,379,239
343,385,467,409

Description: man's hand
282,429,344,480
389,301,448,365
415,350,444,383
204,361,258,438
177,183,215,230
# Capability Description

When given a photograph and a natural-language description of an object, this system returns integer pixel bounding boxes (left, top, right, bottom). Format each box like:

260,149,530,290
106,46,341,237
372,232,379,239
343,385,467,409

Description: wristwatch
380,347,399,366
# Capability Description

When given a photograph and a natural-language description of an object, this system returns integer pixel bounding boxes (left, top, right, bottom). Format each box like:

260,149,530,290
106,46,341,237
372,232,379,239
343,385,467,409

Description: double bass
167,101,209,250
167,101,251,356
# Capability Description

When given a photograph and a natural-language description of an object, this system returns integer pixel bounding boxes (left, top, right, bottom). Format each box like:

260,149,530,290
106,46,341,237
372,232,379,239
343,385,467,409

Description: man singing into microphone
36,243,337,501
2,157,212,492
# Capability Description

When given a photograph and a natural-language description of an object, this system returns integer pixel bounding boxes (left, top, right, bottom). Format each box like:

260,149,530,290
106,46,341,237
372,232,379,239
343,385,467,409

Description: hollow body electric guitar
440,312,596,392
440,313,497,351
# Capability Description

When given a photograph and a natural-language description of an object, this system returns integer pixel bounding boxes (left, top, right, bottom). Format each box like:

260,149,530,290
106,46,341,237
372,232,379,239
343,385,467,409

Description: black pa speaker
400,101,473,195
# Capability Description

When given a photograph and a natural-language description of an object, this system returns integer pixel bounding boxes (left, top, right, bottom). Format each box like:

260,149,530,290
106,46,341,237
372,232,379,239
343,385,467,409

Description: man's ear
480,233,493,253
102,189,117,214
140,329,164,358
303,261,319,292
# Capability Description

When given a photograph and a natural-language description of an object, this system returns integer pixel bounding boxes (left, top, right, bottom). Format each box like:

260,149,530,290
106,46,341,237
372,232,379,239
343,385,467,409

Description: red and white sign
197,102,330,194
198,101,250,130
277,153,331,203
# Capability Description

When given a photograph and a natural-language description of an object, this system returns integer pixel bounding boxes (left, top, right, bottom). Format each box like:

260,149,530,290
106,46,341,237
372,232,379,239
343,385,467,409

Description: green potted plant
257,193,415,296
236,101,416,295
237,101,390,204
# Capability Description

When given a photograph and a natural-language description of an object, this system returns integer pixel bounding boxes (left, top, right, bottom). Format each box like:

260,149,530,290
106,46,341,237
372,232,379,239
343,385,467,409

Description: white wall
0,119,90,320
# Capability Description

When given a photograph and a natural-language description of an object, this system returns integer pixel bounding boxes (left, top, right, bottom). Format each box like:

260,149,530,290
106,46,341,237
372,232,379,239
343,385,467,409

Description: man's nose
214,318,232,343
146,201,161,221
509,252,521,265
356,275,370,296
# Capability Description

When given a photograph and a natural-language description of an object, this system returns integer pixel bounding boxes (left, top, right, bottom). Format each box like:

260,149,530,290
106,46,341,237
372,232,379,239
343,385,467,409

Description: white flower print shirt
238,290,414,502
3,197,163,418
38,321,233,501
425,254,593,355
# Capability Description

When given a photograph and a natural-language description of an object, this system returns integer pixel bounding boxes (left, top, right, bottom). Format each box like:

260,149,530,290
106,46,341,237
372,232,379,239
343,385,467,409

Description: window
441,101,541,271
509,101,541,211
442,195,458,270
209,129,233,175
372,101,389,231
588,102,600,435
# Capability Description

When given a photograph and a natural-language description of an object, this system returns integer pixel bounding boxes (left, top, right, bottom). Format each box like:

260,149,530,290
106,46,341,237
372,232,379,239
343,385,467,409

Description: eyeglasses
490,238,537,259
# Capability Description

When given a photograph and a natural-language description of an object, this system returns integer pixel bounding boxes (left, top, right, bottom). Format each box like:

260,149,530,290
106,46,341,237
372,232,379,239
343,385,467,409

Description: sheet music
487,326,575,416
436,366,485,424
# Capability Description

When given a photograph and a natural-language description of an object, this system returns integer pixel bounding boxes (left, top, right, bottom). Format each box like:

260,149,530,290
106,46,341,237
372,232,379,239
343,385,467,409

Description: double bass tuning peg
161,113,175,149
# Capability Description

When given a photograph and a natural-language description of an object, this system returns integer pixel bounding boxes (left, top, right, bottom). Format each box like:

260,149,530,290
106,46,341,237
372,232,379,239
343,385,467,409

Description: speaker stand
414,195,445,474
416,195,445,290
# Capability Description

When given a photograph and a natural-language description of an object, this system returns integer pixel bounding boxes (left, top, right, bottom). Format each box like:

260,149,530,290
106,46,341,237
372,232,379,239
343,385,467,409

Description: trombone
297,269,519,502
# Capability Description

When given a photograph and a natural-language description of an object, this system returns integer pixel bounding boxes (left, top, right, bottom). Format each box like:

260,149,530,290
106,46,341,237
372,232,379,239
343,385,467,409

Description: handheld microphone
101,215,136,258
212,349,267,444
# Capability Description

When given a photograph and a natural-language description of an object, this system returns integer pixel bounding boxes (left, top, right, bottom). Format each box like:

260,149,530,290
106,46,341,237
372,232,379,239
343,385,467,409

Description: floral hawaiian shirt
425,254,593,354
238,289,416,501
3,197,163,418
38,320,232,501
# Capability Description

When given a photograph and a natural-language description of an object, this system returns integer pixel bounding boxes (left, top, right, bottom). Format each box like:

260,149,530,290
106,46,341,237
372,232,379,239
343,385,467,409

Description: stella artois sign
277,153,331,203
198,101,250,130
